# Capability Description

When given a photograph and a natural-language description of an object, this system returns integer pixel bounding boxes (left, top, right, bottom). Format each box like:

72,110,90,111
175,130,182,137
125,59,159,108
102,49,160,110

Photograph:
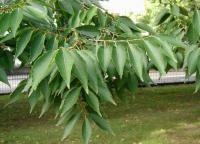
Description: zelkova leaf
154,8,170,26
31,50,57,90
76,25,99,38
0,13,10,34
58,0,74,15
97,45,113,73
151,36,177,63
90,113,114,135
62,112,81,141
55,49,74,89
68,11,80,29
86,91,101,116
0,67,9,86
128,44,144,81
193,10,200,36
60,87,81,116
30,33,46,62
80,9,87,22
78,50,99,93
6,80,26,106
98,9,107,27
16,29,33,57
187,24,199,44
98,81,116,105
112,43,127,78
187,48,200,75
10,8,23,36
187,10,200,44
144,40,166,75
28,89,41,113
128,72,138,95
22,5,50,25
85,6,97,24
71,51,89,94
171,4,180,16
46,35,59,51
136,22,155,34
117,16,140,31
82,117,92,144
183,45,197,69
158,34,187,48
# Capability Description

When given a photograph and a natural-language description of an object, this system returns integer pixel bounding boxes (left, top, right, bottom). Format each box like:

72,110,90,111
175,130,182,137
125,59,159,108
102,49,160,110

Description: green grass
0,84,200,144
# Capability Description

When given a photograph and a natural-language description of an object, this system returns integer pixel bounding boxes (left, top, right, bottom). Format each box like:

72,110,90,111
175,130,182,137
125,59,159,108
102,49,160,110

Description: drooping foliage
144,0,200,91
0,0,197,143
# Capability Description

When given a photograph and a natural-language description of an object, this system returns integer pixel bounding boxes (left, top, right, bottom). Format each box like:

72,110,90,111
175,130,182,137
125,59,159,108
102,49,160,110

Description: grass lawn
0,84,200,144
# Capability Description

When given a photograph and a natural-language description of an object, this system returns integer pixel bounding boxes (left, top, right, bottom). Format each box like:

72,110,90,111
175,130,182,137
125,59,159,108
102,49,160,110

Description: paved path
0,71,195,94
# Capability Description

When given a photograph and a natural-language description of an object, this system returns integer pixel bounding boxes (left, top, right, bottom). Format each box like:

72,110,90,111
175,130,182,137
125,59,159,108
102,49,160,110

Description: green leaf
82,117,92,144
127,72,138,94
80,9,87,22
31,50,56,90
68,11,80,29
0,32,14,43
86,91,101,116
98,81,116,105
6,80,26,106
22,5,50,25
179,6,188,16
28,89,41,113
154,8,170,25
117,16,140,31
60,87,81,116
58,0,74,14
159,34,187,48
187,24,199,44
152,36,177,63
39,98,51,118
16,29,33,57
85,6,97,24
193,10,200,36
1,51,14,72
10,8,23,36
0,67,9,85
98,9,107,27
71,51,89,94
76,25,99,37
78,51,99,93
187,10,200,44
46,35,58,51
117,22,133,36
136,22,155,34
90,113,114,135
30,33,46,62
144,40,166,75
0,13,10,34
55,49,74,89
97,45,113,73
112,43,127,78
56,108,74,126
128,44,144,81
187,48,200,75
171,4,180,16
183,45,197,69
62,112,81,141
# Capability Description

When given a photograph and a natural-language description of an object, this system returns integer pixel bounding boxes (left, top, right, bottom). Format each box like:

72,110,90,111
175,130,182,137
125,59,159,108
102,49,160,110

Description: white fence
0,69,195,94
